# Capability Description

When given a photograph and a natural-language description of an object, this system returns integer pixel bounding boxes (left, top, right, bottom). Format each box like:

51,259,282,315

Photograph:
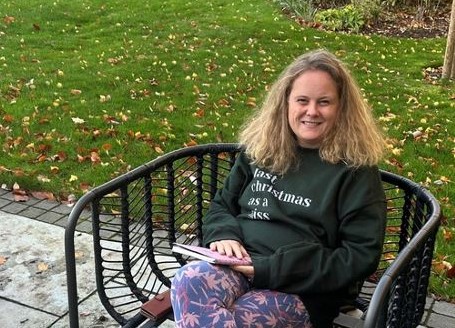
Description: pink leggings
170,261,312,327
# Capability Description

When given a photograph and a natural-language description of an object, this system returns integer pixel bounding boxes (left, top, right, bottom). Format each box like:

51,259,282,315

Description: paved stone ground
0,188,454,327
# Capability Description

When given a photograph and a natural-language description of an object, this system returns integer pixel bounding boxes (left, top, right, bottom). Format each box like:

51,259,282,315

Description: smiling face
287,69,340,148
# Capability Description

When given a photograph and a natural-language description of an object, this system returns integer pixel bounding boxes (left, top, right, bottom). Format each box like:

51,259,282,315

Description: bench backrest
65,143,441,328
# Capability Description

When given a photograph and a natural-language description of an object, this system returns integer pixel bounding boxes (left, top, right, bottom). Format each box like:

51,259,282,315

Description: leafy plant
315,5,365,32
352,0,383,24
274,0,318,21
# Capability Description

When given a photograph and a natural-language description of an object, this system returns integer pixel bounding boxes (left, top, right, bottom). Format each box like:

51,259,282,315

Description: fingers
231,265,254,278
209,240,250,259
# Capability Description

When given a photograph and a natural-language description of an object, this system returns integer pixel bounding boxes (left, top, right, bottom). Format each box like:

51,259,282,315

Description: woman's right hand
209,240,250,260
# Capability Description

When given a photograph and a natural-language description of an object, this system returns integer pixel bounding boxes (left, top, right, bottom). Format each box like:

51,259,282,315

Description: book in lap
172,243,252,266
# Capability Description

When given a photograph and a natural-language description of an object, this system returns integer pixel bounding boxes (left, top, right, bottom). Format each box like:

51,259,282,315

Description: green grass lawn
1,0,454,300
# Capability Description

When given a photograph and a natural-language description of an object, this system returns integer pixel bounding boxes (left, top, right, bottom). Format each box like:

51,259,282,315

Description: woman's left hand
231,265,254,279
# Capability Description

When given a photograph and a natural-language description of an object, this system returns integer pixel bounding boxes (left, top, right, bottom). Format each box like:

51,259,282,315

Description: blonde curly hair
239,49,385,174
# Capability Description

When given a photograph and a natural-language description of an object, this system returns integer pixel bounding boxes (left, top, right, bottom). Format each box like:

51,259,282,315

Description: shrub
274,0,318,21
352,0,383,24
314,4,365,32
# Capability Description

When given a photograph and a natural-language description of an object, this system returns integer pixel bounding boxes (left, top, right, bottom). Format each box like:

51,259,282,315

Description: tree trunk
442,0,455,79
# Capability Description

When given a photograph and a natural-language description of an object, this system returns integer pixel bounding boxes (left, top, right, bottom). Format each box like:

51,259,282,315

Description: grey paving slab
432,300,455,317
36,211,65,224
18,206,47,219
0,191,14,201
1,201,29,214
51,203,73,215
34,200,60,211
0,299,58,327
0,188,9,196
0,197,11,208
427,313,455,328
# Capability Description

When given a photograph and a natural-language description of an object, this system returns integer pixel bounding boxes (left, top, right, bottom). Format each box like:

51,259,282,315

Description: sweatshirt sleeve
202,153,252,246
252,167,387,295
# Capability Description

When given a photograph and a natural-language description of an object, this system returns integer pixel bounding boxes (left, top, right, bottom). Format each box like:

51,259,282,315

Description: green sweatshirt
202,148,387,298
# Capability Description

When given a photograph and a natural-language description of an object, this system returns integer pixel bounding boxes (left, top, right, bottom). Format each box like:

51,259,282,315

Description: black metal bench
65,143,441,328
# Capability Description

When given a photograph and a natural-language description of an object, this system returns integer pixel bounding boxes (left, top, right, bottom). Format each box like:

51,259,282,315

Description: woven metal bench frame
65,143,441,328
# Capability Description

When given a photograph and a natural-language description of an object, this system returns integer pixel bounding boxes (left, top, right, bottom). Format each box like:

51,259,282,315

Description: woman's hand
209,239,250,259
210,240,254,279
231,265,254,279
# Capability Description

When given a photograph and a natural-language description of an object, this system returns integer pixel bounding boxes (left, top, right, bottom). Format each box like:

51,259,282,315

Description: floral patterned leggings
170,261,312,328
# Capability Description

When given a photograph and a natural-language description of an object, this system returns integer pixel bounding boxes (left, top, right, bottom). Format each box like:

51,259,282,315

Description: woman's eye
319,100,330,106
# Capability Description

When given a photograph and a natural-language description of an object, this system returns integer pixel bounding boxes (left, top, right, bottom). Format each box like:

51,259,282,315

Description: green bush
315,4,365,32
352,0,382,24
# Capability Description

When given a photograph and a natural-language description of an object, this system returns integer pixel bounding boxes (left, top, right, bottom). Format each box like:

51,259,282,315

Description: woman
170,49,387,328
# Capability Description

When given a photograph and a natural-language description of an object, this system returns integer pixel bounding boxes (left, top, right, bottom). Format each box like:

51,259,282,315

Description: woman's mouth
302,120,322,126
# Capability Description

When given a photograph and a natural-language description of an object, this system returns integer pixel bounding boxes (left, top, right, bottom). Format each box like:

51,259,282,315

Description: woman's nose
305,101,318,116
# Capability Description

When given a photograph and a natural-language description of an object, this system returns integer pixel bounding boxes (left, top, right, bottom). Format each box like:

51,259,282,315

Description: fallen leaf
448,266,455,279
442,228,453,242
386,226,400,233
184,139,198,147
12,183,29,202
30,191,55,201
72,117,85,124
3,114,14,123
37,175,51,183
90,151,101,164
36,262,49,273
383,253,395,263
433,259,452,275
3,16,15,24
70,89,82,95
0,256,8,265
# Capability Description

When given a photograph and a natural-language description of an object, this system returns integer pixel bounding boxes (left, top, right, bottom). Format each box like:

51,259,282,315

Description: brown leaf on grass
387,158,404,171
3,16,15,24
12,168,26,177
432,258,452,275
79,182,91,192
35,153,47,163
52,151,67,162
246,97,257,107
102,143,112,152
442,228,453,242
90,151,101,164
154,146,164,154
33,23,40,31
448,266,455,279
70,89,82,95
77,154,86,163
386,226,400,234
193,108,205,118
218,98,230,107
3,114,14,123
383,253,395,263
184,139,198,147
